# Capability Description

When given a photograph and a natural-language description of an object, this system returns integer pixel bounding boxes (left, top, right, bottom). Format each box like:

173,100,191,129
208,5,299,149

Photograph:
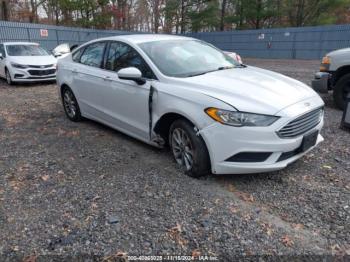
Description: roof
2,42,39,45
100,34,193,44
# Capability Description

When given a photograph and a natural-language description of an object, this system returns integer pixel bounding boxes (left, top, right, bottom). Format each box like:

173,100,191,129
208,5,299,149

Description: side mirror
117,67,146,85
0,53,3,59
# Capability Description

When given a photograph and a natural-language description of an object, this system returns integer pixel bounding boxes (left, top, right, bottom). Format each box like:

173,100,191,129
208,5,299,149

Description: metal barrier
0,20,134,51
187,24,350,60
1,20,350,59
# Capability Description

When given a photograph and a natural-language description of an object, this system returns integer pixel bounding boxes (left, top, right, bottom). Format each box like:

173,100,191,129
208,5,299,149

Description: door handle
72,69,78,74
103,76,112,81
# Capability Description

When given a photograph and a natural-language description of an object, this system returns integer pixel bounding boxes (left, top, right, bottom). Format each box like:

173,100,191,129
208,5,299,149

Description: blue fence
0,20,134,51
1,20,350,59
187,24,350,60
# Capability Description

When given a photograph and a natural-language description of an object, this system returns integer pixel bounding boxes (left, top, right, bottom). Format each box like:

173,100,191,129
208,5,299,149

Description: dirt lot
0,59,349,260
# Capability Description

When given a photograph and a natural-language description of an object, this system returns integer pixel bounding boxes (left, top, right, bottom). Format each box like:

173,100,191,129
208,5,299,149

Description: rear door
71,41,108,118
100,41,157,141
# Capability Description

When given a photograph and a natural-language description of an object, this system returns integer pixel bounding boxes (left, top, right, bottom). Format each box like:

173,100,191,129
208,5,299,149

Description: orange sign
40,29,48,37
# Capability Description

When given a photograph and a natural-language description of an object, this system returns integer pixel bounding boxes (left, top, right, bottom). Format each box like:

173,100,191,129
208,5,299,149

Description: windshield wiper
218,64,247,70
187,65,244,77
217,66,235,70
187,69,217,77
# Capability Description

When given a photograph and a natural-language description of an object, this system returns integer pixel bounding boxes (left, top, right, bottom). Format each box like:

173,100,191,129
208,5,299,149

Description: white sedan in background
223,51,243,64
57,34,324,177
0,42,57,85
52,43,79,59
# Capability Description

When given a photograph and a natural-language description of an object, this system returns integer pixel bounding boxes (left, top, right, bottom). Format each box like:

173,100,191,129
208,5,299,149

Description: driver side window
105,41,156,79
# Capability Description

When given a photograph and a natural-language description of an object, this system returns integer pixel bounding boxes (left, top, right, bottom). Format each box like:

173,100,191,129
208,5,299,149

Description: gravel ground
0,59,349,261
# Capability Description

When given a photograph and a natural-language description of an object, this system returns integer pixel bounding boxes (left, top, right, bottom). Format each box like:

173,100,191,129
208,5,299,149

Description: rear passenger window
79,42,105,68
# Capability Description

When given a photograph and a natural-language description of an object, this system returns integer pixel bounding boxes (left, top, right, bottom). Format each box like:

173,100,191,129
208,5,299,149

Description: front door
100,41,157,141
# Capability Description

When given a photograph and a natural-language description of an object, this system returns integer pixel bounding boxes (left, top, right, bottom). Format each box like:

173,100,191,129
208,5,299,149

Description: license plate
301,130,318,152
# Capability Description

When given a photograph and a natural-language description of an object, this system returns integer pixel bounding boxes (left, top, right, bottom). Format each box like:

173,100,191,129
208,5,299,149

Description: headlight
321,56,330,64
205,107,279,127
320,56,330,72
11,62,28,69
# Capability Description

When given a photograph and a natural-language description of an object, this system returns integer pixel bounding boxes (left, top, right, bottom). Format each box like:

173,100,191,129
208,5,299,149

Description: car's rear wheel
5,69,13,85
62,86,82,122
169,119,210,177
333,73,350,110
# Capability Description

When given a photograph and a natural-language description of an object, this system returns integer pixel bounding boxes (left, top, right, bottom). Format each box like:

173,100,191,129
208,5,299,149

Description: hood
327,47,350,57
172,66,319,115
9,55,57,65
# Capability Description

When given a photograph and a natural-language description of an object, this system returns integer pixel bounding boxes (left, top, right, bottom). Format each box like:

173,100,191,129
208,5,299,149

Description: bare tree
0,0,8,20
220,0,227,30
2,0,349,32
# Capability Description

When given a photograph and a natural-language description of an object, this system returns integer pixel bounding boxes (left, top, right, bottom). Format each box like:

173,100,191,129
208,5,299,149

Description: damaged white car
57,34,324,177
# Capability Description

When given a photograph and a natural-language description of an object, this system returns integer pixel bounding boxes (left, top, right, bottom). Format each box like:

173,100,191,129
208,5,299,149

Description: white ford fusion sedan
56,34,324,177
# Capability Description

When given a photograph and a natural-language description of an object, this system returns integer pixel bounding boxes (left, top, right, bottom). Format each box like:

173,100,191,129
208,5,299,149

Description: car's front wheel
5,69,13,85
62,86,82,122
169,119,211,177
333,73,350,110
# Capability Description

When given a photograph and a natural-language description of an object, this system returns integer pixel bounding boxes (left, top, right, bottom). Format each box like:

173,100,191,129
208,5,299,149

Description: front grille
28,69,56,76
277,107,323,138
27,77,56,79
28,64,53,68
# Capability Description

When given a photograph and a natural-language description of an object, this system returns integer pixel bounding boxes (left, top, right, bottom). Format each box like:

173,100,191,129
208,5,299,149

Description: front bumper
200,97,324,175
311,72,330,93
9,66,56,82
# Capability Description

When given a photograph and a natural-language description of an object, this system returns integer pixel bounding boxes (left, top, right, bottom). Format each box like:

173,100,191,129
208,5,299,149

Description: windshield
139,40,241,77
6,45,50,56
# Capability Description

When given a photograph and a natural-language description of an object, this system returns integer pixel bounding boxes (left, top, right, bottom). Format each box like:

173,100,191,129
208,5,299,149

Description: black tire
169,119,211,177
333,73,350,110
61,86,82,122
5,68,13,85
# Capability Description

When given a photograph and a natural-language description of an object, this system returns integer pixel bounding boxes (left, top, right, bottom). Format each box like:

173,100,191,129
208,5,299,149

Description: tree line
1,0,349,32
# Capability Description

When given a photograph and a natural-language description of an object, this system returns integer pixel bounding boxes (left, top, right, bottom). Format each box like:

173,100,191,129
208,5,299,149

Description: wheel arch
333,65,350,86
154,111,213,175
153,112,198,144
151,91,229,171
60,83,70,97
59,83,78,101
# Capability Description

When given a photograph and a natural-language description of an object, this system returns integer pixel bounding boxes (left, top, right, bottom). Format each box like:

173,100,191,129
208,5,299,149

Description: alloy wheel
63,89,77,118
171,128,194,171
